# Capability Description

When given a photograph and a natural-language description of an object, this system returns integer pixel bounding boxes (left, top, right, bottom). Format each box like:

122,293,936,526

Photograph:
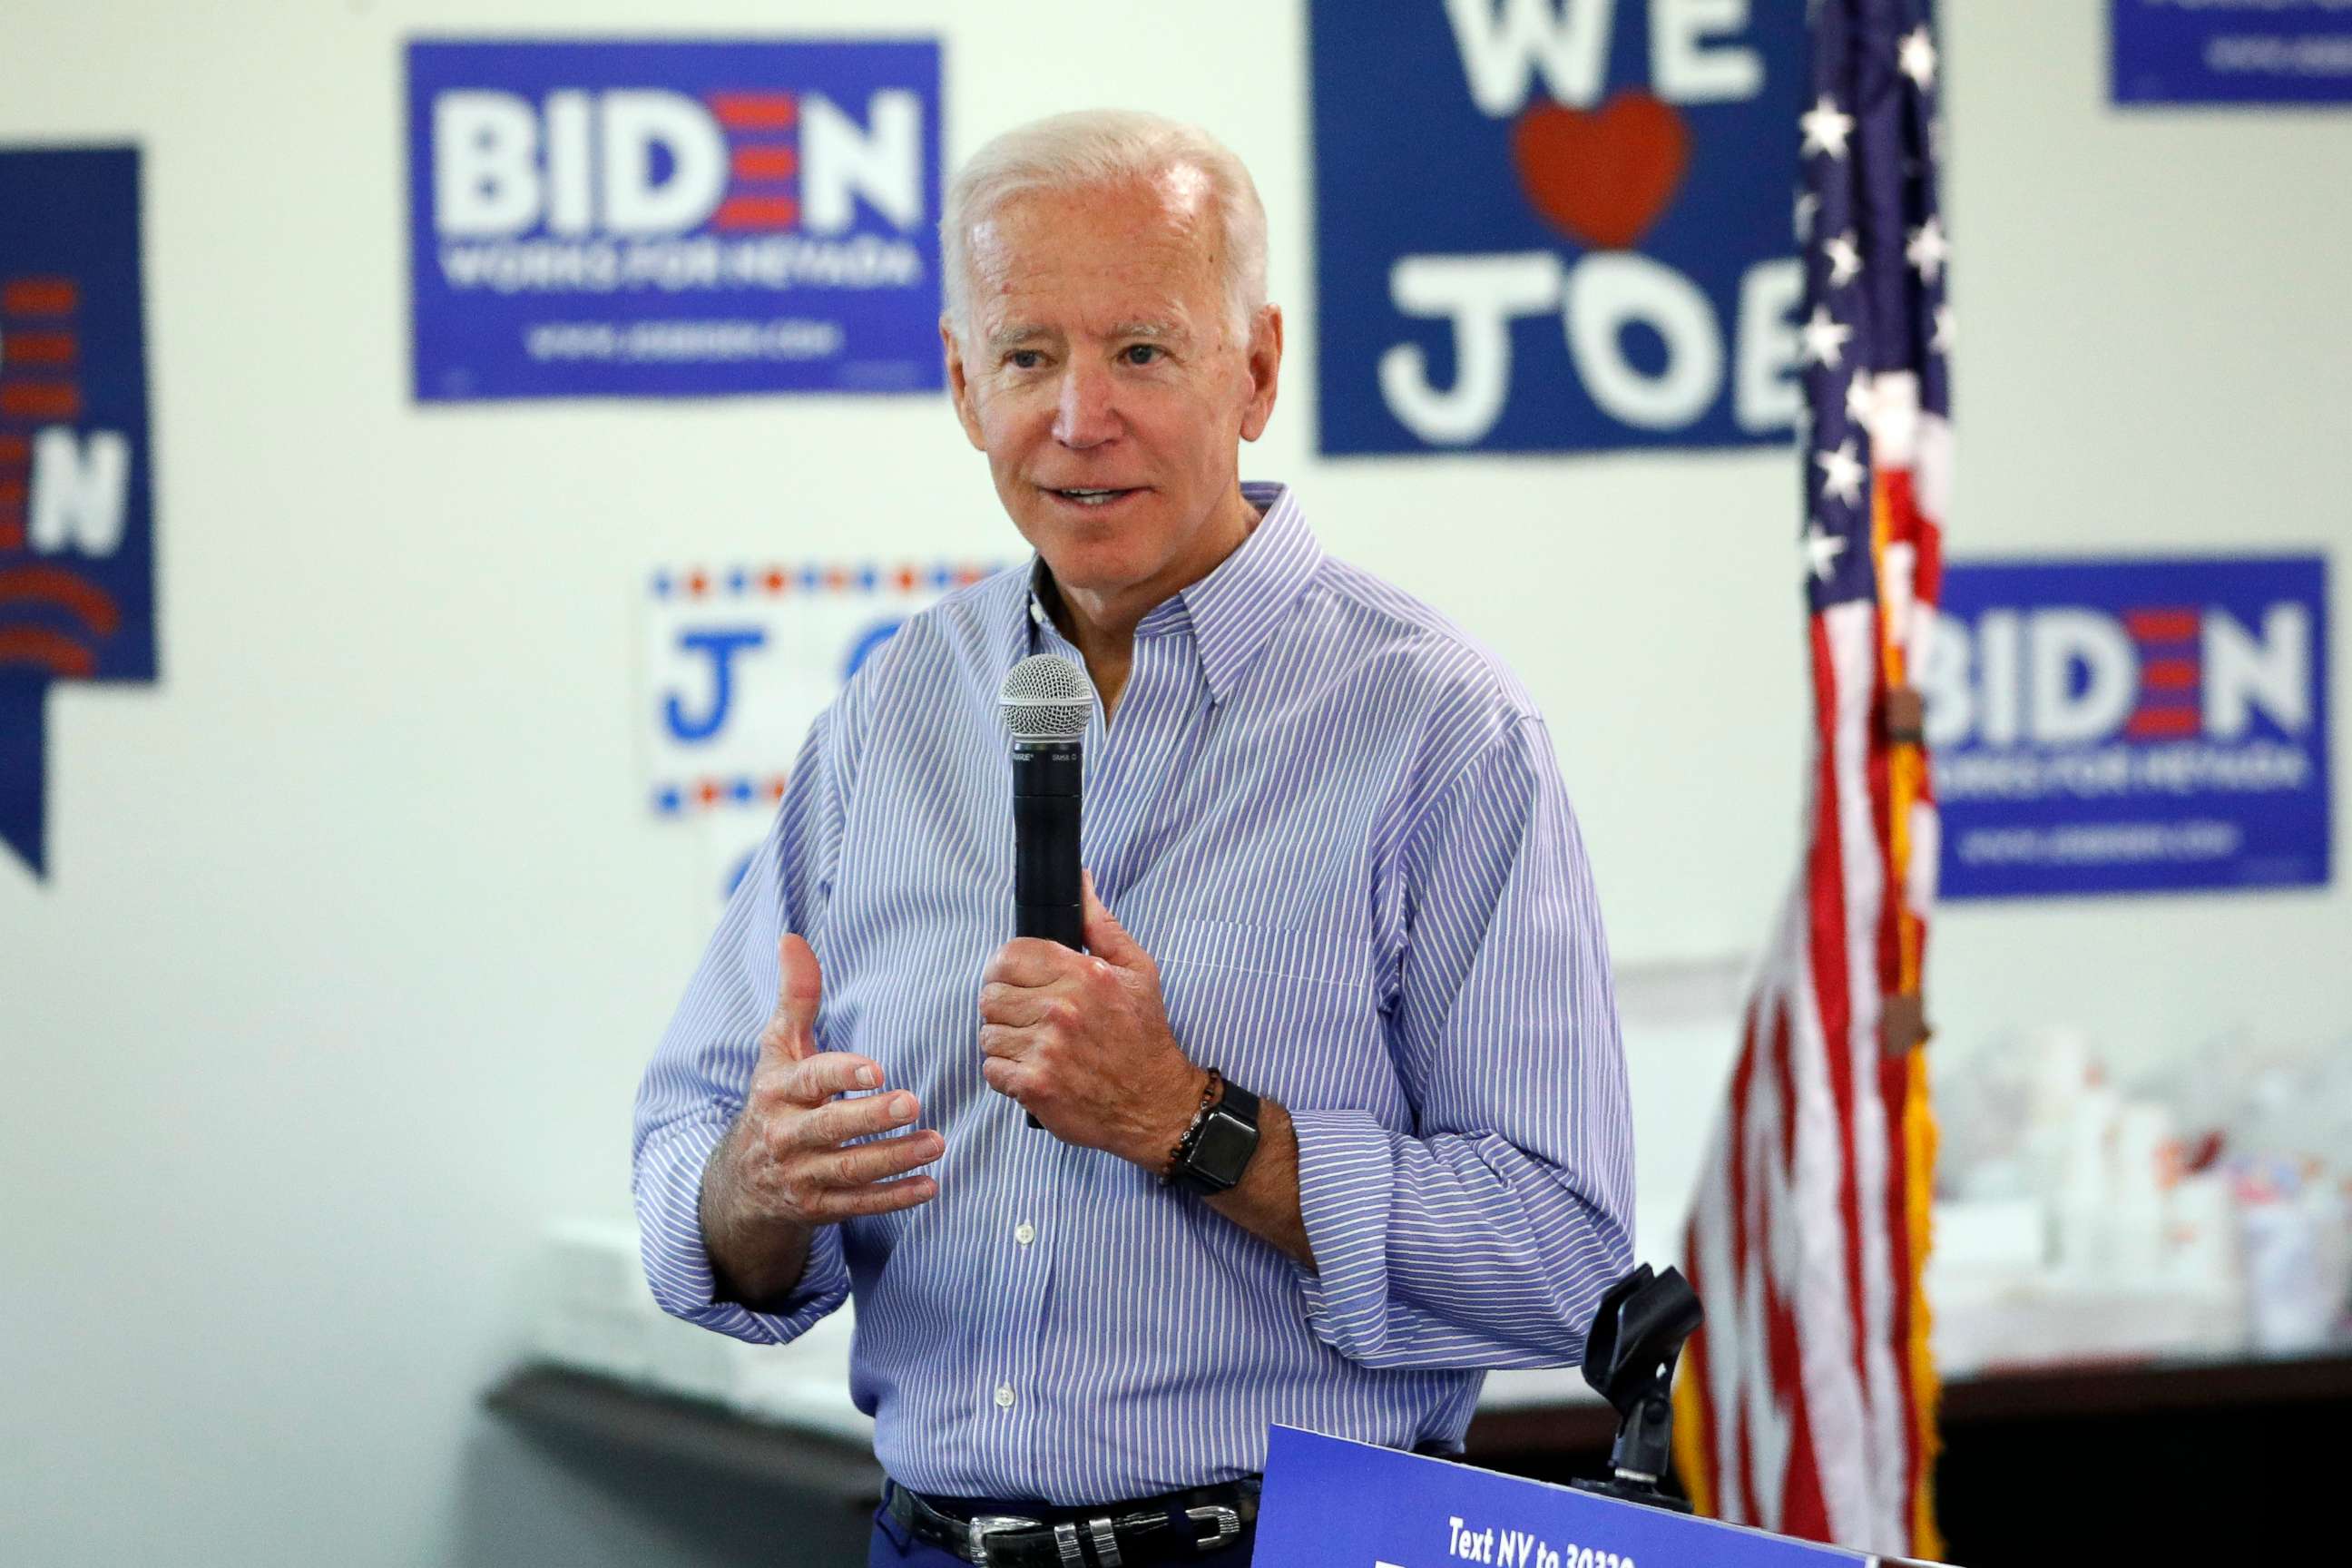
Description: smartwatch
1171,1078,1261,1195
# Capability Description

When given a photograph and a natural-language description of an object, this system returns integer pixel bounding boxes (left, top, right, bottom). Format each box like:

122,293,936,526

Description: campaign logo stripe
2123,607,2198,642
2141,657,2199,691
0,383,81,420
0,276,76,314
0,391,27,541
0,564,122,634
2123,706,2201,740
0,625,94,678
707,91,798,129
3,330,77,365
713,195,799,230
730,144,799,181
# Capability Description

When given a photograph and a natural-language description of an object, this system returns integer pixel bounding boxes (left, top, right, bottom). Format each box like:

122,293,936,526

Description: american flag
1671,0,1950,1557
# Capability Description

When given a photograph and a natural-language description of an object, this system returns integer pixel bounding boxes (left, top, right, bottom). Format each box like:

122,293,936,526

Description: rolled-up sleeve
629,702,854,1346
1291,715,1634,1369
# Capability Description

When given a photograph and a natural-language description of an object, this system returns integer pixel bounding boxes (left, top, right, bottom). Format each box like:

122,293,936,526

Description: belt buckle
965,1514,1043,1565
1184,1504,1241,1553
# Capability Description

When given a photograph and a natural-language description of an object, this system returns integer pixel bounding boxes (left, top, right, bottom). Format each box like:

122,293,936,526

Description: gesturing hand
978,872,1208,1170
702,935,941,1306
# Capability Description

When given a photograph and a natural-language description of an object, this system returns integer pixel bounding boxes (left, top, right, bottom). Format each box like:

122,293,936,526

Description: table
487,1348,2352,1561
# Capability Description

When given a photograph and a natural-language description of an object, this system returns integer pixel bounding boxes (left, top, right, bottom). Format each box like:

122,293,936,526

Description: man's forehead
969,174,1213,274
966,179,1220,343
1000,165,1213,229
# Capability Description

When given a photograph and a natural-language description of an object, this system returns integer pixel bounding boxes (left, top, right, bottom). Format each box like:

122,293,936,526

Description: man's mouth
1043,486,1143,509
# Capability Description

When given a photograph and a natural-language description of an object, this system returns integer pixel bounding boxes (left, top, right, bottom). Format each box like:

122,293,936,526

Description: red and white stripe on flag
1673,0,1950,1557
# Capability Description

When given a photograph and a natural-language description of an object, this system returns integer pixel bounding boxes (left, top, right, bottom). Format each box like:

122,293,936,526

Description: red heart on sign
1510,92,1690,251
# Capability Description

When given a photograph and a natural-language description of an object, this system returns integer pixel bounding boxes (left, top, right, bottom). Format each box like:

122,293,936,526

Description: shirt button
1014,1221,1036,1246
994,1383,1016,1409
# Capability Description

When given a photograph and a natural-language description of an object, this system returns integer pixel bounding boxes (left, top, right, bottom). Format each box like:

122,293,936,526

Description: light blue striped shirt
632,482,1633,1504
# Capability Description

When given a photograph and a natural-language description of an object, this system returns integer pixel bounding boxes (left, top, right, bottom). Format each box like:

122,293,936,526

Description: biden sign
1928,555,2330,899
406,39,943,401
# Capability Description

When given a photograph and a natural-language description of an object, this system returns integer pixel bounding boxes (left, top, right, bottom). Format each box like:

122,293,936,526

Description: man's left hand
978,871,1207,1169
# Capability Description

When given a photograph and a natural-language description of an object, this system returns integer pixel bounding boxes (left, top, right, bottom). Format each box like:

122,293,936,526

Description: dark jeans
867,1496,1257,1565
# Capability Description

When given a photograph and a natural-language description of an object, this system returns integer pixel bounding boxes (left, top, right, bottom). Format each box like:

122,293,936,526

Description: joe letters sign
1308,1,1808,456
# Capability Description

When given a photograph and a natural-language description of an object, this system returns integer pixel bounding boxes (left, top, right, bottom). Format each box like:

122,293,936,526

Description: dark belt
884,1476,1259,1565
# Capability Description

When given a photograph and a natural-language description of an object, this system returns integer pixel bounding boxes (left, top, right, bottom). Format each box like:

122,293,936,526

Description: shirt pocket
1152,916,1367,990
1148,916,1401,1114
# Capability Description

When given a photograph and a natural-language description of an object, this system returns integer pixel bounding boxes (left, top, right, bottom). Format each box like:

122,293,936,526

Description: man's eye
1122,344,1163,366
1007,350,1044,370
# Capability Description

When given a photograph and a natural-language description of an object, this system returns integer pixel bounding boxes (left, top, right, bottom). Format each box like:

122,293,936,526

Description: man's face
944,172,1281,614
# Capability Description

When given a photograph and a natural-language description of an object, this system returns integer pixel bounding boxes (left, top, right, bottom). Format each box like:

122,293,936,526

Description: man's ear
1238,303,1283,444
941,318,988,452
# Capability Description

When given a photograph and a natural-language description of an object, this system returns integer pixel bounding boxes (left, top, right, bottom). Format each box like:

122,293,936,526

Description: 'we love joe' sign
1308,1,1807,456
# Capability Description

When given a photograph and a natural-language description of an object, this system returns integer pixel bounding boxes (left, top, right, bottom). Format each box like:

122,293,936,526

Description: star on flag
1898,25,1938,90
1799,304,1852,369
1823,230,1862,288
1906,215,1950,283
1802,521,1847,581
1815,438,1866,505
1799,95,1856,160
1846,372,1877,426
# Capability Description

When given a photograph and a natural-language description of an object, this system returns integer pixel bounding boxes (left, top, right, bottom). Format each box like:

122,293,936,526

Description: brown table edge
489,1348,2352,1483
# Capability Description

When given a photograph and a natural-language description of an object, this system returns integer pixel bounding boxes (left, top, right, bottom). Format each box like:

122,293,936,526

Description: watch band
1171,1077,1260,1196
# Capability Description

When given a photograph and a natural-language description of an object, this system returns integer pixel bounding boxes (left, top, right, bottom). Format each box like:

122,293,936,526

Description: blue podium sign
1255,1427,1875,1568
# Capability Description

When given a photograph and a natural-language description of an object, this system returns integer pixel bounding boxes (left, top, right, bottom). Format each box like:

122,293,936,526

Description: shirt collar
1017,481,1322,706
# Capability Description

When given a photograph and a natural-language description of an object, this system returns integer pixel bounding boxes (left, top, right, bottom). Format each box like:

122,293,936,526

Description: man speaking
632,110,1633,1565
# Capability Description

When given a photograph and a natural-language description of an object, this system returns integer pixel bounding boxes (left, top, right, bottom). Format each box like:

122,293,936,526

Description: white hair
940,109,1269,349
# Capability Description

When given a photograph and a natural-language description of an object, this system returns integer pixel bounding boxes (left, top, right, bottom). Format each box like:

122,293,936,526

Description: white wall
3,2,2346,1563
1926,5,2352,1083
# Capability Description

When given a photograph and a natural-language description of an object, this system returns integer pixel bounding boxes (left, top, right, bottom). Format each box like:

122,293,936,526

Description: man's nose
1052,362,1120,447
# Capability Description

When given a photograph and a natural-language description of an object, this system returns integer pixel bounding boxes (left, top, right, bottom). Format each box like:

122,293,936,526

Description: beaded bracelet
1156,1068,1225,1187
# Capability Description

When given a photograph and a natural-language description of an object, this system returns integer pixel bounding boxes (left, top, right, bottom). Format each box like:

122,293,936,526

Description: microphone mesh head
999,653,1093,741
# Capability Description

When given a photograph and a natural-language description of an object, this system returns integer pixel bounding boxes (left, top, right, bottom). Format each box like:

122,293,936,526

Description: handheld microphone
997,653,1093,1128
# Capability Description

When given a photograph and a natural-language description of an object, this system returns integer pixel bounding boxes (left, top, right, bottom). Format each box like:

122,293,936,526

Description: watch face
1191,1110,1259,1183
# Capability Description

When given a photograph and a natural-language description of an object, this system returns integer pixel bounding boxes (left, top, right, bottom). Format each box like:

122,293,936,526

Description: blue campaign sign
1308,2,1806,456
1255,1426,1867,1568
2112,0,2352,105
406,39,945,401
0,147,158,879
1927,556,2331,899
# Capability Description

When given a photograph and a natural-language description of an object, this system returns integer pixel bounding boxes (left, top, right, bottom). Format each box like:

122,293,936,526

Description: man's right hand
700,933,942,1309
